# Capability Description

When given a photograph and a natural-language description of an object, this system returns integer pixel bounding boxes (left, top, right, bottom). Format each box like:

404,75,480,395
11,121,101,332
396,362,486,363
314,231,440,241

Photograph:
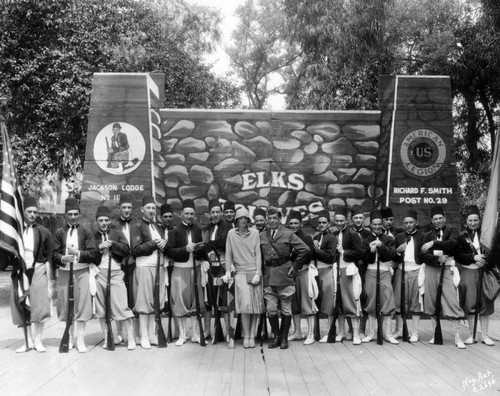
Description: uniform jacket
334,226,364,264
453,229,494,269
94,229,131,264
132,218,165,258
110,217,136,262
394,230,425,265
111,132,129,152
421,225,459,267
312,229,337,264
202,220,232,254
52,224,100,267
363,232,395,264
165,222,204,262
26,222,53,265
260,226,310,287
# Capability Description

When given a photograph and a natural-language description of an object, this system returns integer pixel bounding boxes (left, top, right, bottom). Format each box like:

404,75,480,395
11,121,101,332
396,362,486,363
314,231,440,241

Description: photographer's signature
463,370,495,393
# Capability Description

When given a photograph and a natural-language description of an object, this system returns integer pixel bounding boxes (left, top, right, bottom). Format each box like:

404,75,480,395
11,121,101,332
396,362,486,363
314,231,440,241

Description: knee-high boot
280,315,292,349
268,316,281,349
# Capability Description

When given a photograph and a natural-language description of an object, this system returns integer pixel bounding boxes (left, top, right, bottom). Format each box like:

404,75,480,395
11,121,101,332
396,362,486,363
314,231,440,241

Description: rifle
433,260,446,345
400,251,410,343
473,266,484,340
59,254,75,353
327,262,342,343
192,258,206,347
154,251,167,348
105,253,115,351
313,258,321,341
375,249,383,345
166,266,173,344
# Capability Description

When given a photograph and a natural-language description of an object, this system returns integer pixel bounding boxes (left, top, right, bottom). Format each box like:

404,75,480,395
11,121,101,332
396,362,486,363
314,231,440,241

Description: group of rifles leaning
10,193,499,354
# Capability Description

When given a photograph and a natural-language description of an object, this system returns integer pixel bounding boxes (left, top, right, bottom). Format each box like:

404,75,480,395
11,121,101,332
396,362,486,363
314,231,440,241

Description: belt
265,258,289,267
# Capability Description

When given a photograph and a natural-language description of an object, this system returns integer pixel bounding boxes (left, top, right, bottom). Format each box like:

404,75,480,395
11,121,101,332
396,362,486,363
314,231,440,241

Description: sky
183,0,286,109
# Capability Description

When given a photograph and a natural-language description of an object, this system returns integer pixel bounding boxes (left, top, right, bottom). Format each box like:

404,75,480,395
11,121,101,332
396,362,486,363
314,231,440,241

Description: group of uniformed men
11,193,498,353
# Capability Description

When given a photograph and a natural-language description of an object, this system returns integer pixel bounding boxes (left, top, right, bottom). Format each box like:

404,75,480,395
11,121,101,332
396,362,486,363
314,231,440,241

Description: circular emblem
93,122,146,175
400,128,446,177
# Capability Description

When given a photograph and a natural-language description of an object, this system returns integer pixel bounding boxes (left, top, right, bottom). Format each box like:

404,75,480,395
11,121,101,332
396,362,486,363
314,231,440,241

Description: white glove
222,271,232,284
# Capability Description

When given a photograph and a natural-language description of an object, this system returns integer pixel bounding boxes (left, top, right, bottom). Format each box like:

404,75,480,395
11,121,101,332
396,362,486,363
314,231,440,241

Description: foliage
226,0,300,109
0,0,240,198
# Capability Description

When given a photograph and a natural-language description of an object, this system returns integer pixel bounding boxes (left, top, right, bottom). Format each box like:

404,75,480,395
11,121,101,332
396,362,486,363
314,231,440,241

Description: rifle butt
106,321,115,351
314,313,320,341
166,315,173,344
434,321,443,345
376,317,383,345
157,321,167,348
402,320,409,342
327,314,337,343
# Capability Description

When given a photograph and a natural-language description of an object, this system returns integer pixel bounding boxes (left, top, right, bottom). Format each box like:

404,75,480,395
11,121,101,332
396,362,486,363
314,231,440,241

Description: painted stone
336,168,357,183
305,183,327,196
189,165,214,184
164,120,195,138
187,152,209,163
273,138,301,150
304,141,318,154
312,154,330,175
344,124,380,141
228,191,259,202
164,154,185,164
243,136,273,157
355,154,377,167
197,120,235,140
176,137,206,153
353,168,375,184
179,185,203,200
291,130,313,143
232,141,257,163
327,184,365,198
214,158,245,175
296,191,324,205
307,123,340,141
163,138,177,152
234,121,259,139
322,137,357,156
353,141,379,155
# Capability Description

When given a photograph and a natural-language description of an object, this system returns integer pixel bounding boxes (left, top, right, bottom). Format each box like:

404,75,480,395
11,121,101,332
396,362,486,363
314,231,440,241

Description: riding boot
280,315,292,349
268,316,281,349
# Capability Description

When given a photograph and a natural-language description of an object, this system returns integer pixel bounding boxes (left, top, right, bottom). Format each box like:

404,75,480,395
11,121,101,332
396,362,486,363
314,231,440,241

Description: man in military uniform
420,205,465,348
254,208,267,232
260,207,310,349
52,198,99,353
332,206,364,345
111,193,137,342
11,196,53,353
394,209,425,342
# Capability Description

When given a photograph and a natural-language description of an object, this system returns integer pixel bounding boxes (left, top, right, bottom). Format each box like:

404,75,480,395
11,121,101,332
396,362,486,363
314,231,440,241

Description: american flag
0,115,30,308
480,132,500,251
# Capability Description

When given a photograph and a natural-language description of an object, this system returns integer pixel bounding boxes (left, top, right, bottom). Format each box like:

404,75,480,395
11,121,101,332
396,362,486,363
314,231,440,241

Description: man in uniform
453,205,495,346
166,199,206,346
202,199,232,340
254,208,267,232
159,203,174,232
223,200,236,227
52,198,99,353
260,207,310,349
350,207,370,339
420,205,465,348
394,209,425,342
361,210,398,344
12,196,52,352
111,193,137,342
94,206,135,350
332,206,364,344
381,206,403,239
312,210,337,343
287,210,316,345
132,196,167,349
